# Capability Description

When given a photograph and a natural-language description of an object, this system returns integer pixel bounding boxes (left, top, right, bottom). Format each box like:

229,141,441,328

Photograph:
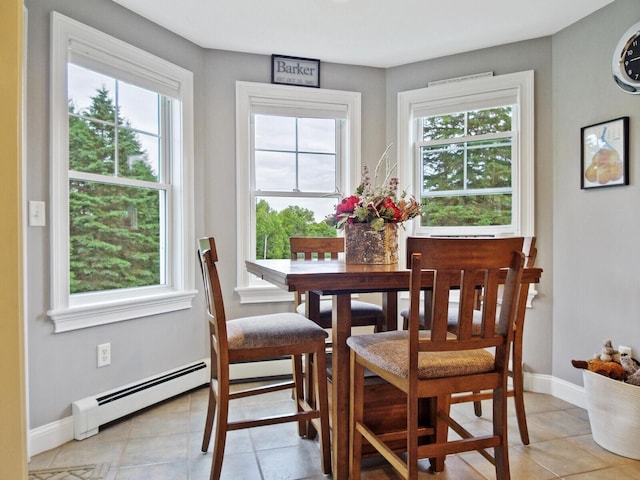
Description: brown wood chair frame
198,237,331,479
349,237,525,480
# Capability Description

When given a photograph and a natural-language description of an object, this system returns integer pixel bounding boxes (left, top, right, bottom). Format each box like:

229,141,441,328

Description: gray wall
552,0,640,384
24,0,639,432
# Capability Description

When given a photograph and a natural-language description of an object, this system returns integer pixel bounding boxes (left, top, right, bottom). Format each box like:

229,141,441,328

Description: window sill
236,285,294,304
48,290,197,333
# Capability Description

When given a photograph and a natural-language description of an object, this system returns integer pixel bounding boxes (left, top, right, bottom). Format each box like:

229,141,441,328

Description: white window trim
397,70,535,238
235,81,361,304
48,12,196,332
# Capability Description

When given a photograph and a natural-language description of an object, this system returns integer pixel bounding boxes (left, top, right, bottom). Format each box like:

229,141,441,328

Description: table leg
381,291,398,331
331,293,352,478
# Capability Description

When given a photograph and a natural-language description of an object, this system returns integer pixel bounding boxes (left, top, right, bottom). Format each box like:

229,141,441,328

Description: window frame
398,71,534,238
235,81,361,304
48,12,196,332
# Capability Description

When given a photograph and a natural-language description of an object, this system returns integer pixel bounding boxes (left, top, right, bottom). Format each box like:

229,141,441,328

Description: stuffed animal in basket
571,358,627,381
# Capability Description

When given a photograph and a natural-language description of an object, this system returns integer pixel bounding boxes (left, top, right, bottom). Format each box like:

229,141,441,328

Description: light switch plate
28,201,46,227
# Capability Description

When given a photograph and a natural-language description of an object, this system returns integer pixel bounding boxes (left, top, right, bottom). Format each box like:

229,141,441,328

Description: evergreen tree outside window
68,65,165,294
398,71,534,238
418,105,514,228
49,13,195,332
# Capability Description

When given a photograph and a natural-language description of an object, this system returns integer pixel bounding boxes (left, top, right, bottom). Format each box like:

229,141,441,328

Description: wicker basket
583,369,640,459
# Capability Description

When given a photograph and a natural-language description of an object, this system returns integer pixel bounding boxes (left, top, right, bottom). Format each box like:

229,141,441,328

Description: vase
344,223,398,265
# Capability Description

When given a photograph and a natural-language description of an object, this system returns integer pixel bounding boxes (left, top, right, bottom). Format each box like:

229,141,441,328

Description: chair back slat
290,236,342,261
406,237,525,355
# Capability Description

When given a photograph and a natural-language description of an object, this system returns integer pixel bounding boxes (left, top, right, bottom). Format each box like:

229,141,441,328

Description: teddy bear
597,339,621,363
571,358,627,381
620,355,640,386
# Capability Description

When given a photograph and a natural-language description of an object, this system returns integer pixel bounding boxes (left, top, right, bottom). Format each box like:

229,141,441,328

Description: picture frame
271,54,320,88
581,116,629,189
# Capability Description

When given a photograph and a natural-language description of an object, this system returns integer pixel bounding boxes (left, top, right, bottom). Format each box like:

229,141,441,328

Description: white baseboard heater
72,359,209,440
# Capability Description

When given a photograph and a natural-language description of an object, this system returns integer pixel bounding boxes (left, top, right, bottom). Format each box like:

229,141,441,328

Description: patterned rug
28,463,110,480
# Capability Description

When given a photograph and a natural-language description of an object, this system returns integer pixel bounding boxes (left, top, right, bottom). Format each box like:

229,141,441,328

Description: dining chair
399,236,537,445
197,237,331,479
289,236,384,331
348,237,525,480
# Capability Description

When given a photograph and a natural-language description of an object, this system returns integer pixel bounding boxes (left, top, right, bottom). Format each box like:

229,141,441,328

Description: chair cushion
297,299,383,324
227,312,328,349
347,330,494,379
400,307,484,335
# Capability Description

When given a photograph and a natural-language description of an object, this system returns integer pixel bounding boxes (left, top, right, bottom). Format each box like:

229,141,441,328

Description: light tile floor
29,382,640,479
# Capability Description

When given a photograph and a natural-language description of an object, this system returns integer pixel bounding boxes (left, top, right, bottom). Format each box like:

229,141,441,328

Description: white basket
583,369,640,459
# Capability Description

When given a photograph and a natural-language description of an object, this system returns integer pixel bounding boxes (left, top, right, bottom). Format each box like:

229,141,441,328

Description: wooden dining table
245,258,542,478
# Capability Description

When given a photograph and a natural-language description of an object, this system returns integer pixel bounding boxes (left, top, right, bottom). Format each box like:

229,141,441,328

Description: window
236,82,361,303
49,13,196,332
398,71,534,237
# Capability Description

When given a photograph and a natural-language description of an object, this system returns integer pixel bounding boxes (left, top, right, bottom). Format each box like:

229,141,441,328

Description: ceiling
113,0,614,68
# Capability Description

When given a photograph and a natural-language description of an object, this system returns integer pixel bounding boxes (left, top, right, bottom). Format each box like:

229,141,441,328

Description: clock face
622,36,640,82
613,21,640,94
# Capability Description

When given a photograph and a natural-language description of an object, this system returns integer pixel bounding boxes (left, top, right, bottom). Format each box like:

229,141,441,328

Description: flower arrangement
328,145,422,231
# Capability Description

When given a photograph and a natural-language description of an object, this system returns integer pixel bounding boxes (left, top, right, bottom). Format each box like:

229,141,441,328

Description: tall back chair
348,237,524,480
289,236,384,331
399,236,537,445
197,237,331,479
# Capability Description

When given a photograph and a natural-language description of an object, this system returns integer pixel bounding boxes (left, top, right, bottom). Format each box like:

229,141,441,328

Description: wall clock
612,20,640,93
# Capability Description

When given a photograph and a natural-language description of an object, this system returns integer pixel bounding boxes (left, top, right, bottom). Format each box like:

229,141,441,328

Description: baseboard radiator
72,359,209,440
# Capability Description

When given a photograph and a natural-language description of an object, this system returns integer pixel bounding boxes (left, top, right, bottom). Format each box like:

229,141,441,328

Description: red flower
336,195,360,215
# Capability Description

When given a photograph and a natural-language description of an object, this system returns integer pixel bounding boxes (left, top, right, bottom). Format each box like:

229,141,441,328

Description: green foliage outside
68,86,161,293
420,106,513,227
256,200,336,260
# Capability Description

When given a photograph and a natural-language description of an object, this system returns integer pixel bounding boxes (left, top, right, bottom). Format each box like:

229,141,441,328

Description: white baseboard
29,372,587,457
29,415,74,457
524,372,587,409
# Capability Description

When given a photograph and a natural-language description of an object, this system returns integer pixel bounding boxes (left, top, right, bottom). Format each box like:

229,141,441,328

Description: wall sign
271,54,320,88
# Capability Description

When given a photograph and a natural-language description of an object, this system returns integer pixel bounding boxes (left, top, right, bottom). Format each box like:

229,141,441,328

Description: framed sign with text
271,54,320,88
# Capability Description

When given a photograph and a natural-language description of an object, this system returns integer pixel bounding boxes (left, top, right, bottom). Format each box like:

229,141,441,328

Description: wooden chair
399,236,537,445
289,236,384,331
348,237,525,480
197,237,331,479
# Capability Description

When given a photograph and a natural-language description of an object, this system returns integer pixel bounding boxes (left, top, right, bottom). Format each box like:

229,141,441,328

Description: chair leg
210,381,229,480
201,382,216,452
349,353,364,479
428,395,449,473
407,384,419,480
512,348,530,444
492,386,511,480
292,355,307,437
314,346,332,475
473,393,483,417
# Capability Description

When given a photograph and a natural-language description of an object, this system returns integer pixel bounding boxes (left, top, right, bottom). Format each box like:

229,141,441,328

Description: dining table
245,257,543,478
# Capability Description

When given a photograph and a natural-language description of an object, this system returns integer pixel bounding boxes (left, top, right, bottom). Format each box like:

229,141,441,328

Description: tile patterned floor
29,382,640,479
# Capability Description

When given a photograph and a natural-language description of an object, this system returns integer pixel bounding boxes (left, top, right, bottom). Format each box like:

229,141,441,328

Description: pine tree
68,86,160,293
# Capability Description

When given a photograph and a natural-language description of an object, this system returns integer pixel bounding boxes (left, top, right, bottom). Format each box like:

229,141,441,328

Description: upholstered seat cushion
347,330,494,379
400,307,484,335
227,312,328,349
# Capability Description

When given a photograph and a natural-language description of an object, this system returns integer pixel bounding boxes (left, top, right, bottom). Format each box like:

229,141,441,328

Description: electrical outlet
619,345,633,357
97,343,111,367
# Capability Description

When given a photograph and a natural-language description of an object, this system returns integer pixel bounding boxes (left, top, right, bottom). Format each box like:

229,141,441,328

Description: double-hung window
235,82,361,303
398,71,534,237
49,13,195,332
